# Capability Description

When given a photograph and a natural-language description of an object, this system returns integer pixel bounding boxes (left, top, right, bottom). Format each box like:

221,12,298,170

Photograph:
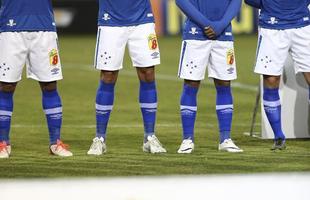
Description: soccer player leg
128,23,165,153
40,82,71,157
96,71,117,140
177,40,211,153
254,28,289,150
28,32,71,156
40,82,62,145
0,32,27,158
209,41,242,152
88,71,117,156
290,25,310,105
214,80,233,143
178,80,199,154
0,83,16,158
89,26,126,155
136,67,157,140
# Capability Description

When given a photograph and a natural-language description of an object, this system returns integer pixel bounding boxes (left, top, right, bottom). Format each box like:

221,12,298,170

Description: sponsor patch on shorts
148,34,158,50
226,49,235,65
49,49,59,67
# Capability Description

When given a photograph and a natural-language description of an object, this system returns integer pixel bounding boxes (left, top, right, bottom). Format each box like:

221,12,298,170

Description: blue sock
42,90,62,145
96,81,115,139
215,85,233,143
180,84,198,141
263,87,285,140
139,80,157,140
0,91,13,144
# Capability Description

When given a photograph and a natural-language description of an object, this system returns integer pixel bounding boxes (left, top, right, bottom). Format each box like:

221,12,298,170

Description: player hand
205,22,226,39
204,26,217,40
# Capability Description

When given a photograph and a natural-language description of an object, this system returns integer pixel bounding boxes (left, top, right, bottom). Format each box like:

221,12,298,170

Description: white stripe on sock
0,110,12,116
95,104,113,111
44,107,62,115
140,103,157,109
216,104,234,110
180,105,197,111
263,100,281,107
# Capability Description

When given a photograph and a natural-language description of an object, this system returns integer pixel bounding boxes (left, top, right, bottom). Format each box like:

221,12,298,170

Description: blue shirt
0,0,56,32
245,0,310,29
98,0,155,26
176,0,241,41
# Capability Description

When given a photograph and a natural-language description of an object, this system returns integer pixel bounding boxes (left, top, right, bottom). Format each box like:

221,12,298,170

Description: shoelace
55,140,69,151
0,141,7,151
90,139,102,150
150,136,163,148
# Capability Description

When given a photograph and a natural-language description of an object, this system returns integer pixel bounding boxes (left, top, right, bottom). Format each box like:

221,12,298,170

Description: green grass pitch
0,35,309,178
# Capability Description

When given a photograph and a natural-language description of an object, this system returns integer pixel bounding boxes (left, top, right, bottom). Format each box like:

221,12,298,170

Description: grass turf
0,35,309,178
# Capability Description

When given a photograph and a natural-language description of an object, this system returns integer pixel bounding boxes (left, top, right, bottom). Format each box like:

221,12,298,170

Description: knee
263,75,281,88
214,79,230,87
184,80,200,88
40,81,57,92
138,67,155,82
0,82,17,93
100,70,118,84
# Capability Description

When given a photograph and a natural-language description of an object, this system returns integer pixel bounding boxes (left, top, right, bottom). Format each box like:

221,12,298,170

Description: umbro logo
267,17,278,25
103,13,111,21
7,19,16,27
189,27,198,35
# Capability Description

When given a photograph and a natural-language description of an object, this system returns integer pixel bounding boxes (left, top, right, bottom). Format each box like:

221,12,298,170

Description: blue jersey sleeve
211,0,242,36
244,0,262,9
175,0,211,29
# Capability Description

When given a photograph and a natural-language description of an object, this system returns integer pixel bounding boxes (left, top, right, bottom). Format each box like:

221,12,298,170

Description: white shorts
94,23,160,70
178,40,237,81
255,25,310,76
0,31,62,83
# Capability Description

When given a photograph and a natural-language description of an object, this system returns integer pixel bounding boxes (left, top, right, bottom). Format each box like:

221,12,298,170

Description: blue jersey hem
0,28,56,33
259,22,310,30
98,20,154,27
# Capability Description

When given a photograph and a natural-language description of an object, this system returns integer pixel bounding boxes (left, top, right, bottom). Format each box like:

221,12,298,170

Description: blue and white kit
94,0,160,70
176,0,241,81
0,0,62,82
245,0,310,75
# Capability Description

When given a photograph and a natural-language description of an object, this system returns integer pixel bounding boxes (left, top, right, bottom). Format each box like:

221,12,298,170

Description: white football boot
50,140,73,157
177,139,194,154
87,137,106,155
218,139,243,153
143,135,167,154
0,141,11,159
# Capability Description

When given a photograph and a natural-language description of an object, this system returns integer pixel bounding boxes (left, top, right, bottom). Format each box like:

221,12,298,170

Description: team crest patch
49,49,59,66
148,34,158,50
226,49,235,65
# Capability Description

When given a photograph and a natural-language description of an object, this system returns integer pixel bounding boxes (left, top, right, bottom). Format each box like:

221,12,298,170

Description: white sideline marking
63,63,258,92
1,173,310,200
11,123,260,129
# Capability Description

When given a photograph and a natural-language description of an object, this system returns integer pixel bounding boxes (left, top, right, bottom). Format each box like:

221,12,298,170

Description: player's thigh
0,32,28,83
94,26,128,71
178,40,212,81
209,41,237,81
290,25,310,73
127,23,160,68
254,28,290,76
27,32,62,82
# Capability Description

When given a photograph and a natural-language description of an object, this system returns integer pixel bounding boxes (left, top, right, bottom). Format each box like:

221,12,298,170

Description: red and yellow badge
226,49,235,65
49,49,59,66
148,34,158,50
